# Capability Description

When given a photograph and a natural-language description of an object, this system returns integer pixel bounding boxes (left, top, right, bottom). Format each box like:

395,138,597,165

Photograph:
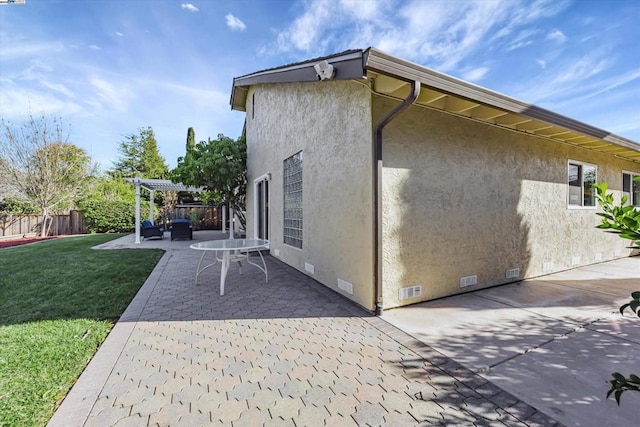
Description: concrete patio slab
383,257,640,427
475,279,625,324
484,327,639,427
585,314,640,342
380,293,579,372
48,231,560,426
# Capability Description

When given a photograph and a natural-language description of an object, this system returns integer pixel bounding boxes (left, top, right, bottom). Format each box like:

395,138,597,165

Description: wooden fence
0,206,228,239
163,205,226,230
0,211,88,238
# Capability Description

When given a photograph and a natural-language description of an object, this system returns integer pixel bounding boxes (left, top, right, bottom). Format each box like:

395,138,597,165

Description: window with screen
568,161,597,207
623,172,640,207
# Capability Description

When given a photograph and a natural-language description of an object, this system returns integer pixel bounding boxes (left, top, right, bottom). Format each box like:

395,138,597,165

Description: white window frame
622,171,640,208
253,172,271,240
567,160,597,209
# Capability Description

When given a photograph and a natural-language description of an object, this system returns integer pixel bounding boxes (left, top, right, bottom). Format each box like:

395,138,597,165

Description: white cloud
88,44,101,50
115,31,124,37
225,14,246,31
90,77,133,112
537,59,547,69
513,49,614,104
551,54,608,86
505,29,537,51
462,67,490,82
266,0,569,73
40,81,75,98
0,85,83,119
547,29,567,43
272,0,389,55
339,0,386,20
277,0,331,52
0,41,64,60
181,3,199,13
490,0,571,41
380,0,511,72
134,77,229,106
506,39,533,52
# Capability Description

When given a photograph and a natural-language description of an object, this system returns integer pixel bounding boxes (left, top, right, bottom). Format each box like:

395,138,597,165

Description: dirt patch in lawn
0,236,58,249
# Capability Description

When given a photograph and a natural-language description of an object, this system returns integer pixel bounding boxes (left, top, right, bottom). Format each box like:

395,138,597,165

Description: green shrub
0,197,39,215
79,200,148,233
595,181,640,404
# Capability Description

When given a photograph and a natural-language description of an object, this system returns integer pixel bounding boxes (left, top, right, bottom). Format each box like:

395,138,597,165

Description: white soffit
365,66,640,164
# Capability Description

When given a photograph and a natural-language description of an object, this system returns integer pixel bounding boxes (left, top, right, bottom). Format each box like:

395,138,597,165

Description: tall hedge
79,200,148,233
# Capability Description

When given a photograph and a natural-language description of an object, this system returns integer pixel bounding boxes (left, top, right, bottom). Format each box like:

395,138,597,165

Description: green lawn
0,234,164,427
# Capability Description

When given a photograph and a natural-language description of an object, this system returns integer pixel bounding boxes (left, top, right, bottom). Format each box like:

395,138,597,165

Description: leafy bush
79,200,148,233
0,197,39,215
594,182,640,404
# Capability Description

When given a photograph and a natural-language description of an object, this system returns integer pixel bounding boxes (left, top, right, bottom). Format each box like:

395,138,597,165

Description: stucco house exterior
230,48,640,314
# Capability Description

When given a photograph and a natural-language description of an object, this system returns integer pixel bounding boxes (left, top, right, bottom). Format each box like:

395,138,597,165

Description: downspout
373,80,421,315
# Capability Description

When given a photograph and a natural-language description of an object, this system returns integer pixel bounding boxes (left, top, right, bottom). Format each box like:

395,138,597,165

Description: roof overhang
125,178,203,192
231,50,366,111
230,48,640,164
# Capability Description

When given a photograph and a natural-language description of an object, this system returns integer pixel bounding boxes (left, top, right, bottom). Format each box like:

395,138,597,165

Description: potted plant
188,209,200,230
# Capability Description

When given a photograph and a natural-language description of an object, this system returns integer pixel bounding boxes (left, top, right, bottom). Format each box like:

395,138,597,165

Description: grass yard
0,234,164,427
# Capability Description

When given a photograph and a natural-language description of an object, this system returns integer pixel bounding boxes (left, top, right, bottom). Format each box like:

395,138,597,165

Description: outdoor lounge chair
170,219,193,240
141,220,164,239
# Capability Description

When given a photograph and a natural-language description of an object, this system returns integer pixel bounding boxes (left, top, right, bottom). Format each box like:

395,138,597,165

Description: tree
0,115,93,236
186,127,195,153
172,134,247,228
77,175,144,233
594,181,640,405
110,127,168,179
80,175,136,204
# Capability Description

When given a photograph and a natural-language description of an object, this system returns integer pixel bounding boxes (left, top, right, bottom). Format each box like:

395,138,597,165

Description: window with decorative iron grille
283,151,303,249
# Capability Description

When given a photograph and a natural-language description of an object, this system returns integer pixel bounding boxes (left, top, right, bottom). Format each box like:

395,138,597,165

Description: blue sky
1,0,639,170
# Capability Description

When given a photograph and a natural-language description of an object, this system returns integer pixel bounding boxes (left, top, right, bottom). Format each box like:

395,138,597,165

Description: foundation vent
274,249,280,257
304,262,315,275
571,256,581,266
506,268,520,279
399,285,422,300
594,252,602,262
542,262,554,273
460,275,477,288
337,278,353,295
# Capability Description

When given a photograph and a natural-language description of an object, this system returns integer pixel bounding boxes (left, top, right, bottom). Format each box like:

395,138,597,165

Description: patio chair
170,219,193,240
141,220,164,240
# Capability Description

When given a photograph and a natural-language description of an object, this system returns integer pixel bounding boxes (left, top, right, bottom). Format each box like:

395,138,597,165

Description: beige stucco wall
375,95,640,309
244,81,375,310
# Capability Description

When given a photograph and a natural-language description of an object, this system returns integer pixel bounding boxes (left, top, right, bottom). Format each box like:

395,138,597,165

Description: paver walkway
48,232,559,426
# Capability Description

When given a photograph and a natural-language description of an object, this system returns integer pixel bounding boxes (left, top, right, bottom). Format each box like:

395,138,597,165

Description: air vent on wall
506,268,520,279
399,285,422,300
305,262,315,275
460,275,477,288
337,278,353,295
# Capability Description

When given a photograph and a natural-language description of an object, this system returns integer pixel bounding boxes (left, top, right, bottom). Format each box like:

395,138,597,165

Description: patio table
190,239,269,295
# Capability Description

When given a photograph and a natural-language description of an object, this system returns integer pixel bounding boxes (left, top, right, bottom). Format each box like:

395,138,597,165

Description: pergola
126,178,204,244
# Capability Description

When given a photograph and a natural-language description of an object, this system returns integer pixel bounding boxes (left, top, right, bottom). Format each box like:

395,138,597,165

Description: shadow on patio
49,232,562,427
383,258,640,426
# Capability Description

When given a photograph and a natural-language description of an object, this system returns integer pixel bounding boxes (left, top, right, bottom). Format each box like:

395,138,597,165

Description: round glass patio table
190,239,269,295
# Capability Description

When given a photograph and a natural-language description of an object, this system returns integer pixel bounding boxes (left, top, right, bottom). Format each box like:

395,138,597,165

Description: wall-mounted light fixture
314,60,335,80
